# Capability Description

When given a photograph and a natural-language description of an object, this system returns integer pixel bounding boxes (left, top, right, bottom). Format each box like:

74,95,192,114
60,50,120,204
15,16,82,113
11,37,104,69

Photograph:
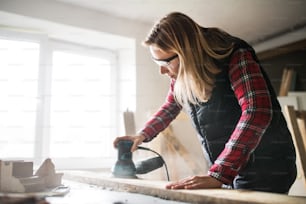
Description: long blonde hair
143,12,234,105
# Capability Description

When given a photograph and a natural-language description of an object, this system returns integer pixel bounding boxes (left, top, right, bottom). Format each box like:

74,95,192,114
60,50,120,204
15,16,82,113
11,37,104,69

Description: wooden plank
296,111,306,150
123,110,136,135
279,68,296,96
63,170,306,204
256,39,306,61
161,125,203,175
284,105,306,187
164,137,180,180
279,68,289,96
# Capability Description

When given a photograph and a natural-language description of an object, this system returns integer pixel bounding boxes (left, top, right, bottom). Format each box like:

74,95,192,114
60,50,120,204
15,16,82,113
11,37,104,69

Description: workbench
0,180,184,204
60,170,306,204
1,170,305,204
47,180,186,204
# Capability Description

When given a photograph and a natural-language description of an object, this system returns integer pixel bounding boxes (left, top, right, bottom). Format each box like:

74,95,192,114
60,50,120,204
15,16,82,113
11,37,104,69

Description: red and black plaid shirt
139,48,272,184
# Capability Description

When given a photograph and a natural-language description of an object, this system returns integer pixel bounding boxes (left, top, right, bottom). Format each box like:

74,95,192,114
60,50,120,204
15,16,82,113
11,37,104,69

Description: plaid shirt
139,49,272,184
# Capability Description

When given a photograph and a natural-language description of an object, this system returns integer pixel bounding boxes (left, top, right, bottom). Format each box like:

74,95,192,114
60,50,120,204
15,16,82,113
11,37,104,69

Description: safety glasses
152,54,178,67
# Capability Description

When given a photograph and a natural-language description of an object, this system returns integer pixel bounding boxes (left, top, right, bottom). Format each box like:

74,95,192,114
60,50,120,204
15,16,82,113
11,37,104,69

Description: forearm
139,79,182,141
139,100,182,141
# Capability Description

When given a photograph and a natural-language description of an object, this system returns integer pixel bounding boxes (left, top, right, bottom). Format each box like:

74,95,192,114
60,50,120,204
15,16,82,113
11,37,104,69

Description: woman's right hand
113,134,146,152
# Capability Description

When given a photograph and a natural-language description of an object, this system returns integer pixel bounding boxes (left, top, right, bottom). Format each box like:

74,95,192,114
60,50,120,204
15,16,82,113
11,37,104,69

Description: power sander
111,140,169,180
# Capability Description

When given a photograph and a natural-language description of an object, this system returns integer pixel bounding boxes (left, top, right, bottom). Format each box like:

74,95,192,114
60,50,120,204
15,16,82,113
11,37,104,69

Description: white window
0,38,40,158
48,42,117,168
50,51,113,158
0,30,135,169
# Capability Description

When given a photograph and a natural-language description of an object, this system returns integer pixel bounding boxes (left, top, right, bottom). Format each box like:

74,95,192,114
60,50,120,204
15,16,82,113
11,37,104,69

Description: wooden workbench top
62,170,306,204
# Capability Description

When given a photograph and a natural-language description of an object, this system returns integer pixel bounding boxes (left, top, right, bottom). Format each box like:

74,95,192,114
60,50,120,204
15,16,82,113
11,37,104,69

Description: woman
113,12,296,193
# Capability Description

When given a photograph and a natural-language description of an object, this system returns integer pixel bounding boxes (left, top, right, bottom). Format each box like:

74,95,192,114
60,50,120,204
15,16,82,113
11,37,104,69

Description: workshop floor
47,180,189,204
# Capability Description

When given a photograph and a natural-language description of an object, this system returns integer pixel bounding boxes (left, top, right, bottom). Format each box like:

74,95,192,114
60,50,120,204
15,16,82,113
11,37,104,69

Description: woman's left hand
165,175,223,189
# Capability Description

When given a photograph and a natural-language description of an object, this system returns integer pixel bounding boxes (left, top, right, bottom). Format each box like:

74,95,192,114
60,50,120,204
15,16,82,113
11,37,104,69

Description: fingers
183,181,202,189
166,177,193,189
166,182,193,189
166,176,223,190
113,135,146,152
131,142,139,152
113,136,131,148
131,135,146,152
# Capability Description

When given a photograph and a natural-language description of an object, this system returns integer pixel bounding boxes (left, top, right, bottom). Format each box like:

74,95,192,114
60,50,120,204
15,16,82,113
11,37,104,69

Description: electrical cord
137,146,170,181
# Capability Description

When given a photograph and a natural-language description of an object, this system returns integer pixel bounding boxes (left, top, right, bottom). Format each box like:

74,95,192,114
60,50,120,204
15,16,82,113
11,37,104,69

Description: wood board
63,170,306,204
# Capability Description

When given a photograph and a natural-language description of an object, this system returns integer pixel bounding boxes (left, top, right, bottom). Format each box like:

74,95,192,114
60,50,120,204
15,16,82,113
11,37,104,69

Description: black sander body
112,140,165,179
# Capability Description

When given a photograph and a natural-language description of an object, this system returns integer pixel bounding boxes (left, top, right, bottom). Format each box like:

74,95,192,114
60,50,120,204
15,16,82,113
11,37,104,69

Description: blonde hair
143,12,234,105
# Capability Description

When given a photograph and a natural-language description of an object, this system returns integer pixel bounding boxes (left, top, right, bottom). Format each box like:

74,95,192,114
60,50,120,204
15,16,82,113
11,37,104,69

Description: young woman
113,12,296,193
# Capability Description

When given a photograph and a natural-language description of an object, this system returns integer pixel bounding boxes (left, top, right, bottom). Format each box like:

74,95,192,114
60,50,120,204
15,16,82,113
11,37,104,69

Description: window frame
0,29,47,164
0,28,128,169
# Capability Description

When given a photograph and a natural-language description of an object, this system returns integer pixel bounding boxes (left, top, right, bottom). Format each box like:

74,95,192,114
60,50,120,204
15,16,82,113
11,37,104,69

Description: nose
159,66,169,75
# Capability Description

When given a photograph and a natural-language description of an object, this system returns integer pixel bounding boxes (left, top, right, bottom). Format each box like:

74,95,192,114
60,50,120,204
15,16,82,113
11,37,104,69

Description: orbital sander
111,140,169,180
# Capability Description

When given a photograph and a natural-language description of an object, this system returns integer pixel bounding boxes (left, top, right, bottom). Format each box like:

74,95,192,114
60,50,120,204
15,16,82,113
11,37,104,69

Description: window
0,38,40,158
0,30,136,169
50,51,113,158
